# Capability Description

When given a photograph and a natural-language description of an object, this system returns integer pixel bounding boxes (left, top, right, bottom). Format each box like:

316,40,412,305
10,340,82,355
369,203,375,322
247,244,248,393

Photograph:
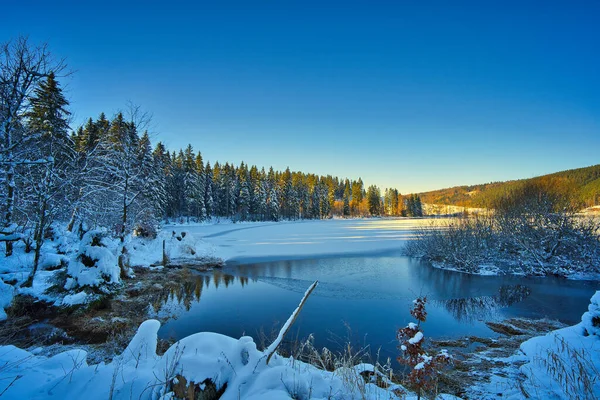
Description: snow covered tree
267,186,279,221
203,163,214,218
1,37,66,256
238,179,250,221
254,178,267,221
183,144,201,221
20,71,74,284
135,132,166,235
195,152,206,220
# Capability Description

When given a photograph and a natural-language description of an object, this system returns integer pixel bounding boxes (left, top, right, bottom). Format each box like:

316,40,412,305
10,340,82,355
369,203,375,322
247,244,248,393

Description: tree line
0,37,424,275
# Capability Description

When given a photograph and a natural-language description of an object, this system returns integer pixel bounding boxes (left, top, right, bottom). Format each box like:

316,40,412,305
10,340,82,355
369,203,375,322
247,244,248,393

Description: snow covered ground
169,218,435,263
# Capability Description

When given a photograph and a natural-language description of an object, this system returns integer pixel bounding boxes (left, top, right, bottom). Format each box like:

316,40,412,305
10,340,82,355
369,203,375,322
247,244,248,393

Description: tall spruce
22,72,73,284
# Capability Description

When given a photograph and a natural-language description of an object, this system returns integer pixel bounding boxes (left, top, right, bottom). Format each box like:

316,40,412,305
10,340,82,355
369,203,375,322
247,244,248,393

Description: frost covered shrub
404,216,497,273
406,181,600,276
66,229,120,289
397,297,451,400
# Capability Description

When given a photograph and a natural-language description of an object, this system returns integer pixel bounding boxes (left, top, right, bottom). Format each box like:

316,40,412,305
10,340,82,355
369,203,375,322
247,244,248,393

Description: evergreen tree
137,132,166,228
204,162,214,218
238,179,250,221
267,186,280,221
415,194,423,217
183,144,201,221
255,178,267,220
195,152,206,220
367,185,381,216
22,72,74,283
351,178,364,215
343,180,351,217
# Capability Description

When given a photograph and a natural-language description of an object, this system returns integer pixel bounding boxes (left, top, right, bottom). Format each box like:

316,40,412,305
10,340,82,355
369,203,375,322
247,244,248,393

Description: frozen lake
158,219,600,361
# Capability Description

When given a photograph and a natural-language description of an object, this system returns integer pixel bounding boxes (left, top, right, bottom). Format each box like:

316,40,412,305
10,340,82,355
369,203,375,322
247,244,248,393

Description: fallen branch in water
265,280,319,365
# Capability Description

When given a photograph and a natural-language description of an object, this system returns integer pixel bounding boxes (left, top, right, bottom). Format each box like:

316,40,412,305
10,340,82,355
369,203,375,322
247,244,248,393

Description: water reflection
149,272,248,314
437,285,531,323
156,254,598,355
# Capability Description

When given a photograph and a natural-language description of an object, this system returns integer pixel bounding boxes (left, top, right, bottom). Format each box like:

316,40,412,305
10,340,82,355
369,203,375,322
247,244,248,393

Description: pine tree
136,132,166,232
343,180,351,217
255,178,267,220
79,118,99,153
267,186,280,221
367,185,381,216
415,195,423,217
21,71,74,284
238,179,250,221
152,142,170,221
204,163,214,218
195,152,206,220
183,144,200,221
351,178,364,216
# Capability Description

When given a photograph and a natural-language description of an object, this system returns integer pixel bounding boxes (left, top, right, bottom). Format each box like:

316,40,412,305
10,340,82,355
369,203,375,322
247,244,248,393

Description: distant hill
419,164,600,209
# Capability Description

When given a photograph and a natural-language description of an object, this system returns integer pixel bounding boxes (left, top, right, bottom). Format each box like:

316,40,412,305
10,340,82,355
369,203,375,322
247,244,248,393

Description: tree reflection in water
149,271,250,314
437,285,531,323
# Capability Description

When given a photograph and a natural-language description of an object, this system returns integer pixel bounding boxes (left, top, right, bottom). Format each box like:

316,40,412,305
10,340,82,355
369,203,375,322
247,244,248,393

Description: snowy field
169,218,438,263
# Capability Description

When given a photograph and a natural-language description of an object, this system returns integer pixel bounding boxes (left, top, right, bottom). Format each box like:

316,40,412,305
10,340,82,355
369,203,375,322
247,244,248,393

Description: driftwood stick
265,280,319,365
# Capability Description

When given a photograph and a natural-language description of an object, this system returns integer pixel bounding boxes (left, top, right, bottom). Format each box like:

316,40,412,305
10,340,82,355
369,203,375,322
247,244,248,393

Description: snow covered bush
398,297,452,400
65,229,120,289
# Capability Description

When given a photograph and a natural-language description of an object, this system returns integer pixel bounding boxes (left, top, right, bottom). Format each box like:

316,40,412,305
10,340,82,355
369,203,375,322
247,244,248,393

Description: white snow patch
408,331,424,345
61,291,89,306
0,280,15,321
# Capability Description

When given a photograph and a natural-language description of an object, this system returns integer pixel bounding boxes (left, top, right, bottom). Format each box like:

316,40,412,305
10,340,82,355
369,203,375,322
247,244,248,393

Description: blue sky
3,1,599,193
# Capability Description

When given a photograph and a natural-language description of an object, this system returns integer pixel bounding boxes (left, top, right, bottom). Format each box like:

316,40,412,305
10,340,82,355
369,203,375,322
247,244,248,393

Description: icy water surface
157,253,599,361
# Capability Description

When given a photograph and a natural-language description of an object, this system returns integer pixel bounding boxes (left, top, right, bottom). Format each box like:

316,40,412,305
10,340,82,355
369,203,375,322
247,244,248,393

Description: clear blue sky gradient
3,1,599,193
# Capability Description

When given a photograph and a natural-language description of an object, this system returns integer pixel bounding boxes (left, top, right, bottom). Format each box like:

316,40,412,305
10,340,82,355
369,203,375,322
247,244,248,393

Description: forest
0,37,424,274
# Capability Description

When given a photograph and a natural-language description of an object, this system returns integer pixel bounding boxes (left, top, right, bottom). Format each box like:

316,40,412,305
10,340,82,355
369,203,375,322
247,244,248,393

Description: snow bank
581,290,600,336
127,229,216,267
518,291,600,399
0,319,410,400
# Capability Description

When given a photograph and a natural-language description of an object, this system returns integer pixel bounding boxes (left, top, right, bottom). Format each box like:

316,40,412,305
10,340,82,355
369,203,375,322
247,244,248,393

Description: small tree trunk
66,206,78,232
162,239,168,266
24,199,48,287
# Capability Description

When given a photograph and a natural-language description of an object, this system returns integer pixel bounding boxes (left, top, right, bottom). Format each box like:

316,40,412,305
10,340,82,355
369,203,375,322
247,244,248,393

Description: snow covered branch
265,280,318,364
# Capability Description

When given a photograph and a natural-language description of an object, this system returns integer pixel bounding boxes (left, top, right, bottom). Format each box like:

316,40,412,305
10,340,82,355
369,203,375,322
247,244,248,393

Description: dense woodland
0,38,424,269
420,164,600,209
